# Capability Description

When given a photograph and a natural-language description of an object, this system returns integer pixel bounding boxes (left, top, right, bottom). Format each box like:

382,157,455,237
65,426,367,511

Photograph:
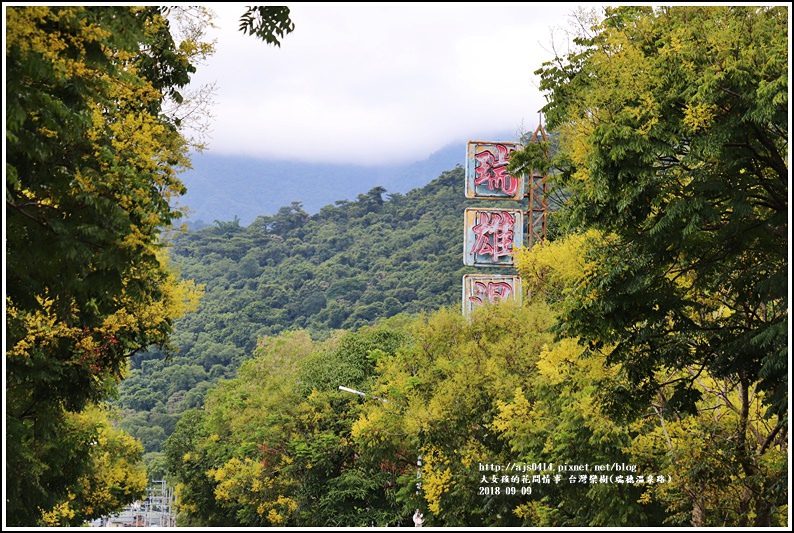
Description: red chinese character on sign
474,144,519,196
469,281,514,306
471,211,516,262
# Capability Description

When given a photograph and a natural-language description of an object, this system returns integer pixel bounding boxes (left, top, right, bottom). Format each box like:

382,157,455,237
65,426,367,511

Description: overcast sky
184,2,599,166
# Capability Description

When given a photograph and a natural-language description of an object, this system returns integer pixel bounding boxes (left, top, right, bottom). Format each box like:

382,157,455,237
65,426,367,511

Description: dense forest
161,225,787,526
6,4,787,529
115,167,505,463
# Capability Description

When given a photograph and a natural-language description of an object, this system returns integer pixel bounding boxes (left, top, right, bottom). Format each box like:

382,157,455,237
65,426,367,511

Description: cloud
186,3,585,165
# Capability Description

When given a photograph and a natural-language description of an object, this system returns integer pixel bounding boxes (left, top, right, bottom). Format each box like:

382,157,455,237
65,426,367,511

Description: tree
37,405,149,527
5,6,203,524
5,5,298,524
162,409,234,526
160,6,219,153
238,6,295,46
352,304,559,527
164,326,411,526
509,5,787,526
509,234,786,526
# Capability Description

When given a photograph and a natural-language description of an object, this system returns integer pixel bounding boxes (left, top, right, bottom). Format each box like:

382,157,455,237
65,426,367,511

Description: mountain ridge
176,133,515,226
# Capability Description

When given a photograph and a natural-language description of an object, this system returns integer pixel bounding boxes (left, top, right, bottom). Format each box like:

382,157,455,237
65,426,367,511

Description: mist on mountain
176,139,495,228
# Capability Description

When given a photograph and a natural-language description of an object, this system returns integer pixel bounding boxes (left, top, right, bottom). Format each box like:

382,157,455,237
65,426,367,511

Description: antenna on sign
525,121,548,250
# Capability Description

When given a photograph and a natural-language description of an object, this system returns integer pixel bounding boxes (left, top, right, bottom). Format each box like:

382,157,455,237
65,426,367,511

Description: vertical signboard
463,208,524,267
465,141,523,200
462,274,522,316
462,139,526,318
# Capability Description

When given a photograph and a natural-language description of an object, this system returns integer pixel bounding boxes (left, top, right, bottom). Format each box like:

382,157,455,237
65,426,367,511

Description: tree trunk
690,497,705,527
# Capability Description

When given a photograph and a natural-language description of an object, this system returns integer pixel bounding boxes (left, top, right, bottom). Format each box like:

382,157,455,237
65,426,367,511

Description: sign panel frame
465,141,524,201
462,274,522,318
463,207,524,267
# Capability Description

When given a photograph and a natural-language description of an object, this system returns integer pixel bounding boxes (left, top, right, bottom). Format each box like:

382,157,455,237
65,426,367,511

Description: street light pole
338,385,388,403
338,385,424,525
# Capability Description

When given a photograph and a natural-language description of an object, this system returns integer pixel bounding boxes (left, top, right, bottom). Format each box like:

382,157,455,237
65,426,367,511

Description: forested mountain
176,139,490,227
115,165,517,462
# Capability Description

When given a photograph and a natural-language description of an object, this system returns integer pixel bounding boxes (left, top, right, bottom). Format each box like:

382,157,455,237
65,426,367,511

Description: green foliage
492,337,665,527
625,372,788,527
512,5,788,526
5,5,206,525
164,323,414,526
21,4,782,528
533,5,788,419
163,409,235,526
164,263,786,527
36,404,148,527
115,167,483,457
427,306,554,525
238,6,296,46
170,168,475,338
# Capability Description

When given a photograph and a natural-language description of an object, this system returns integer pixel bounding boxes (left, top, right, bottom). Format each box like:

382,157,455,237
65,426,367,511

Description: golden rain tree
507,5,787,526
5,6,205,525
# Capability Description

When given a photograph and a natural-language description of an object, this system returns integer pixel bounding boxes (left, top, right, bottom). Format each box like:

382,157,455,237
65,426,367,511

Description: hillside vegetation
116,166,513,457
